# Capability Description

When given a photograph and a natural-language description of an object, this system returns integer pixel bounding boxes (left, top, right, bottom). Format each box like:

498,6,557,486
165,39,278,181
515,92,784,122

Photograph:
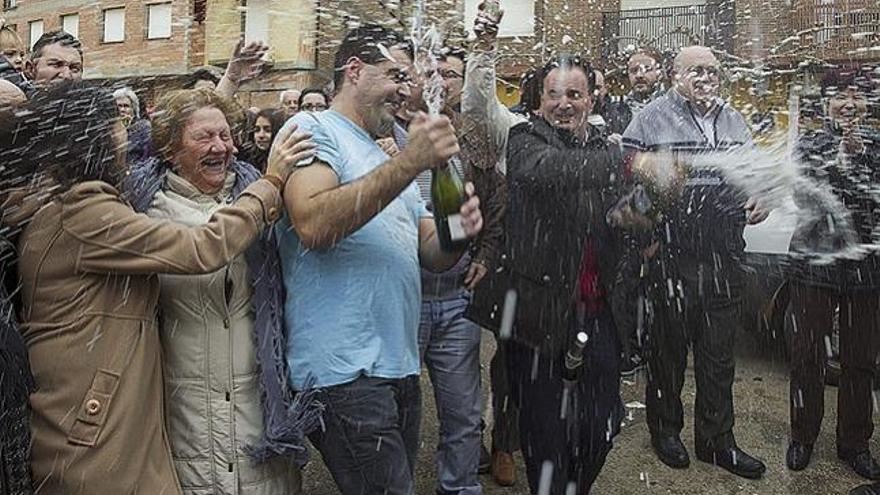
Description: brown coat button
267,207,279,221
85,399,102,415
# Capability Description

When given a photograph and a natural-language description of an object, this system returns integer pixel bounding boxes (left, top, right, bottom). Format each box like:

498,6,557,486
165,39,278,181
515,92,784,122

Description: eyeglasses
301,103,328,112
628,64,657,75
427,69,463,81
684,65,721,78
382,67,414,85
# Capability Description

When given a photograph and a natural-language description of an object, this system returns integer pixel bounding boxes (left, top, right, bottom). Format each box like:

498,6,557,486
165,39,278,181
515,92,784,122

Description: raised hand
474,0,504,47
225,38,270,85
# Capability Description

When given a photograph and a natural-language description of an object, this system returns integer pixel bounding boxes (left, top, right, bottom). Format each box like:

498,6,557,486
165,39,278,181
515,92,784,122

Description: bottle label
446,214,467,241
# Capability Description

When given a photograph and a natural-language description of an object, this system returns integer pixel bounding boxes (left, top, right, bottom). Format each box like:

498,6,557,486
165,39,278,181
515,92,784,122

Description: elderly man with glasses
620,45,769,480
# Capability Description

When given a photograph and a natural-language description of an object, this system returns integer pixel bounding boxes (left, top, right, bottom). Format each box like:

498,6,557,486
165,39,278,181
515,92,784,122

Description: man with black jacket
621,45,768,480
785,68,880,481
471,54,624,494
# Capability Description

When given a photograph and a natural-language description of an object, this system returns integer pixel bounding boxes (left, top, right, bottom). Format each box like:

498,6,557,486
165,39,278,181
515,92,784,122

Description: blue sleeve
414,195,431,219
404,182,431,221
283,113,345,178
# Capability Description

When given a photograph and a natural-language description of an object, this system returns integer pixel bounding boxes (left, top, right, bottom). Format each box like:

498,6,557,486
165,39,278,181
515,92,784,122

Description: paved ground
302,328,870,494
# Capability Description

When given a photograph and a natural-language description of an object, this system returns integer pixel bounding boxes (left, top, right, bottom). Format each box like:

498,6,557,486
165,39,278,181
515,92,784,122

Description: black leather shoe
651,435,690,469
841,451,880,481
851,482,880,495
786,440,813,471
696,445,767,479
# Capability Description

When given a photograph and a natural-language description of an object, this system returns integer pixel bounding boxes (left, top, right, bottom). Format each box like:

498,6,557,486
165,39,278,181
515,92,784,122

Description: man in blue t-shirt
275,25,484,495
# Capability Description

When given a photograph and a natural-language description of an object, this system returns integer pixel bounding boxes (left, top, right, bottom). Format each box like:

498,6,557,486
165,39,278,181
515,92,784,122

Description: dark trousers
309,375,421,495
490,338,520,453
508,311,623,494
789,283,880,457
645,258,741,450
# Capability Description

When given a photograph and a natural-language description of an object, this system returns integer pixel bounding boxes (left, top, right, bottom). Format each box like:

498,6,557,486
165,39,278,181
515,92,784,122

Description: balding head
673,46,716,74
673,46,721,113
0,79,25,108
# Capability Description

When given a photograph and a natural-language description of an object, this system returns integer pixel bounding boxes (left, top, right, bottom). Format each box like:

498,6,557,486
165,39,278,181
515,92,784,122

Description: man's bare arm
284,114,460,250
284,155,421,250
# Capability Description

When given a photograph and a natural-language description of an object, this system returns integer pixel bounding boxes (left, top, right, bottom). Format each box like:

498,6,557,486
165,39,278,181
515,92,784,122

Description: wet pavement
302,328,868,494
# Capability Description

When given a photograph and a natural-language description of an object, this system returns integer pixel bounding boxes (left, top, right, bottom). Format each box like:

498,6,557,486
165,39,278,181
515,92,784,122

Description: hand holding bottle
433,168,483,251
630,151,689,200
474,0,503,47
400,112,460,174
459,182,483,240
606,185,658,231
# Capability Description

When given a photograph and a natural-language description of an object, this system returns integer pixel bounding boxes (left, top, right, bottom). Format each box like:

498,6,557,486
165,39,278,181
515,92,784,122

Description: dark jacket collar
531,116,603,149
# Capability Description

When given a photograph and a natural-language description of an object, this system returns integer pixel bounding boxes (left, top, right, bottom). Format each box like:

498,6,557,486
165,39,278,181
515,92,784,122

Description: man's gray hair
279,89,301,104
112,87,140,119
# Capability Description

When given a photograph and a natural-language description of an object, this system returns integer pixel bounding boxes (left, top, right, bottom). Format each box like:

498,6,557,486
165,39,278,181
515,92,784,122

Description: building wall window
28,19,43,49
4,0,17,10
147,3,172,39
103,8,125,43
464,0,534,38
61,14,79,38
244,0,269,43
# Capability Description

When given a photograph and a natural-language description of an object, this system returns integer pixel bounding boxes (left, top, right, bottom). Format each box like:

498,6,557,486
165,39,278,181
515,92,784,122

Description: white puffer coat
148,172,300,495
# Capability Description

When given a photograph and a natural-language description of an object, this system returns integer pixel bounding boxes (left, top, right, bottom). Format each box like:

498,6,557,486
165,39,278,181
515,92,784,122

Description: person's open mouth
200,157,227,174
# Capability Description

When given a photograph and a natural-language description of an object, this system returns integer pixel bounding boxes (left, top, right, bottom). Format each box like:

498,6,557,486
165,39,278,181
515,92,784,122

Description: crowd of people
0,3,878,495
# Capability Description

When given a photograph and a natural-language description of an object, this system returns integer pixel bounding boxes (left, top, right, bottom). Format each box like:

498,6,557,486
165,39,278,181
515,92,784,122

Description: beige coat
17,179,281,494
148,173,299,494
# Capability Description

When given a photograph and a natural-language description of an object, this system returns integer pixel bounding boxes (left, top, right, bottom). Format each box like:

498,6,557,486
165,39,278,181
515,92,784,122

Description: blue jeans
419,291,483,495
308,375,421,495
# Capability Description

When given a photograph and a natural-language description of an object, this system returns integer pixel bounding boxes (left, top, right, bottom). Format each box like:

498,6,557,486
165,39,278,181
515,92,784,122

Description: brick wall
3,0,193,79
733,0,793,62
495,0,620,78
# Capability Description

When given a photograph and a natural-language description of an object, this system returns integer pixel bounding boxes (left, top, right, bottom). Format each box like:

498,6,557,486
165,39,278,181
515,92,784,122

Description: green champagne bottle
432,157,469,252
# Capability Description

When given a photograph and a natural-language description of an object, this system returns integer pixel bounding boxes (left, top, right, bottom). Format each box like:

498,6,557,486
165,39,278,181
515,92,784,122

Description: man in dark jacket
784,68,880,480
611,50,665,132
621,45,768,480
472,54,625,494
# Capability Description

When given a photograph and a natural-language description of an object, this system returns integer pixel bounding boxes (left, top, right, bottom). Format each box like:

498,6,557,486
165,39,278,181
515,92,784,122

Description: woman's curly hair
150,88,245,160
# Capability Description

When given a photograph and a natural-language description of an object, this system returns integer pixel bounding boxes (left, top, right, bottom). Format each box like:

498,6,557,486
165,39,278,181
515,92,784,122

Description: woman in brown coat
12,81,313,494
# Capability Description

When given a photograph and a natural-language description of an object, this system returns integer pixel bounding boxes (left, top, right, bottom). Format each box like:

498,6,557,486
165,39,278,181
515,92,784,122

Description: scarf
123,157,322,467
